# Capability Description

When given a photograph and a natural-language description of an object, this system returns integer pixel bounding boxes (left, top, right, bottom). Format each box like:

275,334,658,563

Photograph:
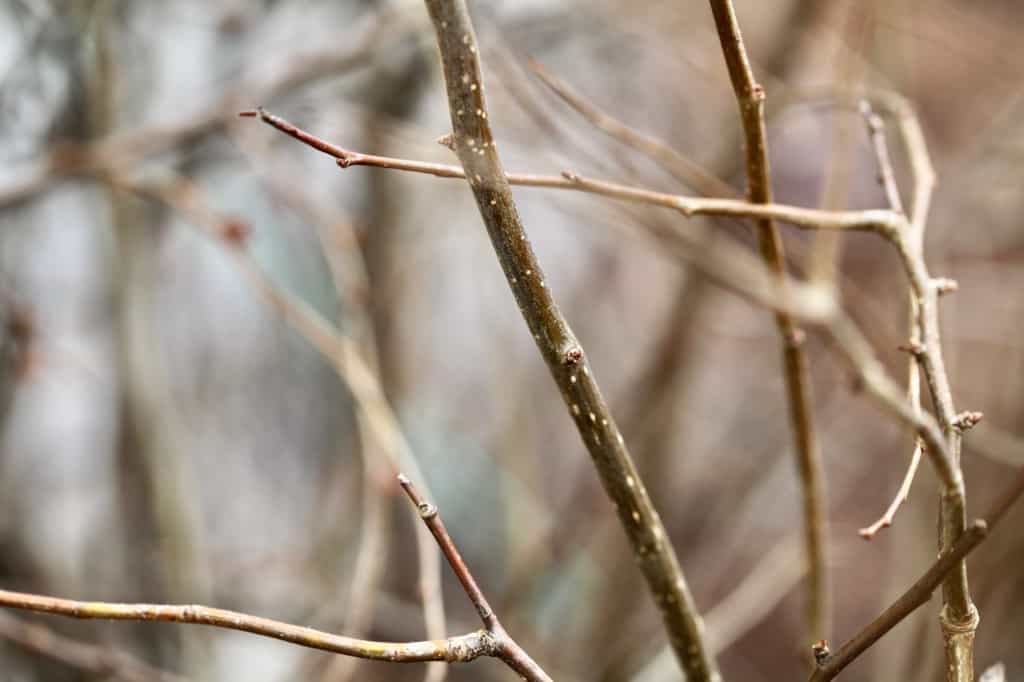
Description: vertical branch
420,1,720,680
706,0,829,647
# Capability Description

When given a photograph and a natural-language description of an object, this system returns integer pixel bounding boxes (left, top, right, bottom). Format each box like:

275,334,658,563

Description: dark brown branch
707,0,829,645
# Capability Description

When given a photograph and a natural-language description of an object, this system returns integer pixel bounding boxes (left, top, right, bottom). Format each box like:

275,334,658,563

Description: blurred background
1,1,1023,681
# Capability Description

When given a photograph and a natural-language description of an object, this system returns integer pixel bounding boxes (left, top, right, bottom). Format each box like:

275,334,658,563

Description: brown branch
809,465,1024,682
420,0,720,679
0,611,190,682
0,589,495,664
398,475,552,682
707,0,829,646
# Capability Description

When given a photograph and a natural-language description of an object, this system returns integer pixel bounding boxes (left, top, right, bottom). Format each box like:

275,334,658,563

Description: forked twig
810,465,1024,682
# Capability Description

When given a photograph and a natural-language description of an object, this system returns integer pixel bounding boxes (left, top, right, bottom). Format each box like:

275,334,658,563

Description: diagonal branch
809,464,1024,682
419,0,719,679
0,589,495,664
707,0,829,646
398,476,552,682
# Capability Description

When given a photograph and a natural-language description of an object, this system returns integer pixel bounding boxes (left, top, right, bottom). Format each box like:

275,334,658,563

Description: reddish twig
398,475,552,682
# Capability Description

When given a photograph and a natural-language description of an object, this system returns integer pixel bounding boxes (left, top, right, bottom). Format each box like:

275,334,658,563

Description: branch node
784,328,806,349
897,341,925,357
563,346,583,366
952,411,984,432
933,277,959,296
436,132,456,151
560,170,580,183
812,639,831,666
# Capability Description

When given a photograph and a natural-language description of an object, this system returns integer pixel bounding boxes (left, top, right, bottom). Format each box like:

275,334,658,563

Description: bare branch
707,0,829,646
420,0,721,679
398,475,553,682
244,107,903,236
0,589,494,664
809,465,1024,682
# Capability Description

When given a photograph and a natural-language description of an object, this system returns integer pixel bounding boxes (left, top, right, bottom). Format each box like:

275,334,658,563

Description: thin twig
106,174,450,674
858,101,920,540
527,58,739,199
707,0,829,647
420,0,720,679
0,589,494,664
809,465,1024,682
397,475,552,682
863,94,978,681
242,107,903,237
0,611,190,682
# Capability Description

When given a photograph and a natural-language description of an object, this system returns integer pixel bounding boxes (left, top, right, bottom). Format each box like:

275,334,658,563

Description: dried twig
398,475,552,682
0,589,495,664
862,94,978,680
707,0,828,646
809,465,1024,682
0,475,559,678
242,107,903,237
858,101,920,540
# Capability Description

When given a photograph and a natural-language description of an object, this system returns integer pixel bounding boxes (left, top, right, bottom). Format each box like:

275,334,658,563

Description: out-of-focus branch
0,589,494,664
809,465,1024,682
0,612,190,682
0,10,390,209
420,0,720,679
527,58,738,199
706,0,828,646
398,476,552,682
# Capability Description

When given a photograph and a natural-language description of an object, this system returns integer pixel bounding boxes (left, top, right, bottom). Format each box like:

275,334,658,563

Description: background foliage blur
1,1,1023,680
